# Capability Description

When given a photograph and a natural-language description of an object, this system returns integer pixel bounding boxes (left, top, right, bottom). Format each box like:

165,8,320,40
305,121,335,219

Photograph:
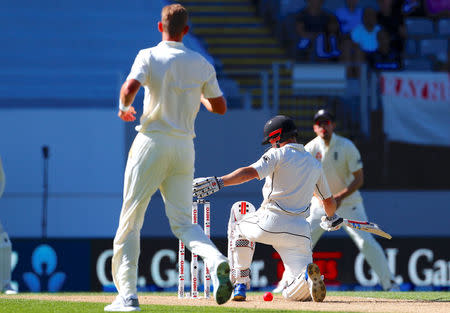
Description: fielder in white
274,109,397,292
193,115,344,302
105,4,233,311
0,155,17,294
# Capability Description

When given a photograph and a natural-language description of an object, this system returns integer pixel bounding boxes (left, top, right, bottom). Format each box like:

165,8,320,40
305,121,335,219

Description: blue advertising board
11,240,91,292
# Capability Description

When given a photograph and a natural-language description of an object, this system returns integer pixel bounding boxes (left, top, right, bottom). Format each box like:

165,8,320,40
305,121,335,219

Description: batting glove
193,176,224,199
320,214,344,232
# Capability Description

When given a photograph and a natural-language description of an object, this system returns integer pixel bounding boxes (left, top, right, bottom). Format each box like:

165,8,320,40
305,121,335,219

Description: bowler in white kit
105,4,233,311
193,115,344,302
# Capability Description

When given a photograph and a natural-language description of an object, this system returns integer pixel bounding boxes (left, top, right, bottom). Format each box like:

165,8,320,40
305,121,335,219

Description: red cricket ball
263,291,273,301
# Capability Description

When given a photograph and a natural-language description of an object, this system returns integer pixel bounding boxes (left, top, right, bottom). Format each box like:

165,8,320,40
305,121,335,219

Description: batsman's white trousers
307,198,394,290
112,132,226,298
236,206,312,289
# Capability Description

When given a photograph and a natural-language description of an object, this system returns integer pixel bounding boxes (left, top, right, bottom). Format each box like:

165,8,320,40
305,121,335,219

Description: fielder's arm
333,168,363,207
118,79,140,121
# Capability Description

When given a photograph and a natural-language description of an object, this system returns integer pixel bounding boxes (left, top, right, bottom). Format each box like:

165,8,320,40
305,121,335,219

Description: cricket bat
343,219,392,239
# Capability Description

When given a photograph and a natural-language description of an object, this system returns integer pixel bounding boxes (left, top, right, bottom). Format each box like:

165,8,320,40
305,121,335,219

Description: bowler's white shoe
104,295,141,312
212,261,233,305
306,263,326,302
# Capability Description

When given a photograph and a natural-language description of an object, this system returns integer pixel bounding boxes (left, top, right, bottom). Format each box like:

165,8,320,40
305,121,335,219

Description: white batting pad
282,268,310,301
227,201,256,287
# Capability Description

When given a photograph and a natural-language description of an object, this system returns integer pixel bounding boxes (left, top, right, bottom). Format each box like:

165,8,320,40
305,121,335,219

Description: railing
271,61,371,138
218,69,274,113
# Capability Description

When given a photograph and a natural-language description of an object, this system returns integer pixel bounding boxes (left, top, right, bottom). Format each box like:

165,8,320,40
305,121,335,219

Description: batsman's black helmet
262,115,298,145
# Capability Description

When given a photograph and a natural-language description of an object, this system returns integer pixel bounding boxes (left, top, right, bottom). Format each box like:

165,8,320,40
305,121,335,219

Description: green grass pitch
0,291,448,313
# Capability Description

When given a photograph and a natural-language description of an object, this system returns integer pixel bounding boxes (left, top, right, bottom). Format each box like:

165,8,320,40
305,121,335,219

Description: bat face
344,219,392,239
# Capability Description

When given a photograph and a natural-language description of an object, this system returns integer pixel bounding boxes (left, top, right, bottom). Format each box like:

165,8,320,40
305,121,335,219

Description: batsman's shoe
104,295,141,312
232,283,247,301
213,261,233,305
305,263,326,302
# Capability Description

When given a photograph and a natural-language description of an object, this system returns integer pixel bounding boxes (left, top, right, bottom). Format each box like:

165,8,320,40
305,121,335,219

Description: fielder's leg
0,224,16,294
227,201,256,301
340,203,396,290
306,197,327,248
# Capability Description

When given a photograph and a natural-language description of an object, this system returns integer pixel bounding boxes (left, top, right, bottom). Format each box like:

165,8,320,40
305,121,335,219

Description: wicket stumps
178,199,211,299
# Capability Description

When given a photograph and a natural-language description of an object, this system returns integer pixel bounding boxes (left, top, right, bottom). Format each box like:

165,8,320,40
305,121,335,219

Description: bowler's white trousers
112,132,226,298
307,197,394,290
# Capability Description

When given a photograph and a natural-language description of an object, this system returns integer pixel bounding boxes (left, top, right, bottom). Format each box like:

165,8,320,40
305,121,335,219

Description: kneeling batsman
193,115,344,302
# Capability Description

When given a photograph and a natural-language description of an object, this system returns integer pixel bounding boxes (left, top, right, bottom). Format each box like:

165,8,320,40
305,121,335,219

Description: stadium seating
405,18,434,36
405,39,418,56
403,57,433,71
0,0,210,102
420,39,448,57
437,18,450,35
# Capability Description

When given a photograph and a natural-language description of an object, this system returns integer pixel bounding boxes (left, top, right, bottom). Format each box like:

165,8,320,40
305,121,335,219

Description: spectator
377,0,406,52
315,15,342,61
425,0,450,17
399,0,428,16
351,7,381,53
436,51,450,72
295,0,332,59
335,0,363,35
368,29,402,70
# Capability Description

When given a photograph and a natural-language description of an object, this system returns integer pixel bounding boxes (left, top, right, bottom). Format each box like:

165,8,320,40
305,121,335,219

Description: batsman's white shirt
127,41,223,137
305,133,363,207
251,143,332,214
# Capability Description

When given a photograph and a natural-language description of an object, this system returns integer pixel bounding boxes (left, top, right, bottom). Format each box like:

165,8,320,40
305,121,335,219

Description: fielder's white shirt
305,133,363,207
250,143,332,214
127,41,223,138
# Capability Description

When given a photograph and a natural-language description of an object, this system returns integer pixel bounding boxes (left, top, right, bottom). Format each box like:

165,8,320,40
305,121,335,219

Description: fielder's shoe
3,283,18,295
388,281,401,292
305,263,326,302
232,283,246,301
212,261,233,305
104,295,141,312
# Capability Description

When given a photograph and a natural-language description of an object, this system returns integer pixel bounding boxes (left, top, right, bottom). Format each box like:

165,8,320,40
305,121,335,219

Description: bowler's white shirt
251,143,332,214
127,41,223,138
305,134,363,207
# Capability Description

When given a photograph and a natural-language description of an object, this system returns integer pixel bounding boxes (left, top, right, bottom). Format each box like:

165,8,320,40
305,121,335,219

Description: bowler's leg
111,134,166,300
161,173,232,304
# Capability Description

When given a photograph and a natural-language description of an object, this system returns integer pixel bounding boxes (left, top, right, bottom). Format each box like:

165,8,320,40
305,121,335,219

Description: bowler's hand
118,106,136,122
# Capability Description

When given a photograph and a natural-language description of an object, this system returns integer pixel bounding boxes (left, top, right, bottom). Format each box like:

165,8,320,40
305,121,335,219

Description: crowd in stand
275,0,449,75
